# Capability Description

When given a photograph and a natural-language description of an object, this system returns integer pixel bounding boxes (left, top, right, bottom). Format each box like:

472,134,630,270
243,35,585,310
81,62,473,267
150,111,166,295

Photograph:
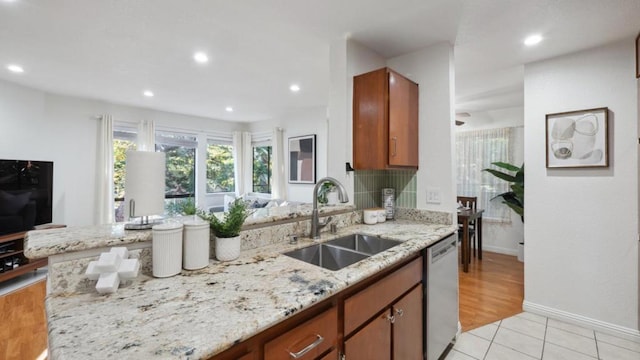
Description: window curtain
137,119,155,151
97,114,114,224
232,131,253,196
271,127,286,200
456,127,512,221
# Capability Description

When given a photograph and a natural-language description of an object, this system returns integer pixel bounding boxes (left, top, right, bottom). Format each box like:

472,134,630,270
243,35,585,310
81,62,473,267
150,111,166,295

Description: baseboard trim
523,300,640,342
482,245,517,256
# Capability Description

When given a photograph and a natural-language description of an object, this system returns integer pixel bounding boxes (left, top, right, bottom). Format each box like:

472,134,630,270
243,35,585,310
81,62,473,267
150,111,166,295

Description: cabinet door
353,68,389,170
319,348,338,360
392,285,423,360
236,351,257,360
344,311,392,360
388,69,419,168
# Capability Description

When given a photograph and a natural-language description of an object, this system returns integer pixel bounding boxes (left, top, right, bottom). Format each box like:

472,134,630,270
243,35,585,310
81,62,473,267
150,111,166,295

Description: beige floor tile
598,341,640,360
501,315,547,340
542,343,597,360
493,327,544,359
485,343,538,360
596,331,640,353
545,327,597,358
469,323,499,341
516,312,547,325
453,333,491,360
444,349,480,360
546,318,594,339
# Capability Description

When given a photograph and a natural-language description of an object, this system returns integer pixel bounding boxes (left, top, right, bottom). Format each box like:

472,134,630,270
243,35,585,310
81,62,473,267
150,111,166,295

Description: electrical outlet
426,187,441,204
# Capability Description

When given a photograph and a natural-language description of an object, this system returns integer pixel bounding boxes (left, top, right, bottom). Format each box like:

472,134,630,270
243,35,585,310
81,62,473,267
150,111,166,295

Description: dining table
457,207,484,272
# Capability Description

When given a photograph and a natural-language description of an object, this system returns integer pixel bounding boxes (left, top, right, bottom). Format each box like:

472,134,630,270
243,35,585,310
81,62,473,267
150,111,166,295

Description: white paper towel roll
125,151,166,218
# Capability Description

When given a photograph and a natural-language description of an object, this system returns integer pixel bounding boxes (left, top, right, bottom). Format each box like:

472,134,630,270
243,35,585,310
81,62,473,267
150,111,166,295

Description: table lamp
124,151,165,230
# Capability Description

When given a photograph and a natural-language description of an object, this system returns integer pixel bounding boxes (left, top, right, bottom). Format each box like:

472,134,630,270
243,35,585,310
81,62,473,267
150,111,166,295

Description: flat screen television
0,159,53,235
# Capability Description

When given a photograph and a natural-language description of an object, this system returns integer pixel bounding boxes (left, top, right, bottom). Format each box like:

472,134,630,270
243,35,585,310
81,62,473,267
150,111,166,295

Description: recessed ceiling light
225,106,233,112
143,90,154,97
193,52,209,64
7,64,24,73
290,84,300,92
524,34,543,46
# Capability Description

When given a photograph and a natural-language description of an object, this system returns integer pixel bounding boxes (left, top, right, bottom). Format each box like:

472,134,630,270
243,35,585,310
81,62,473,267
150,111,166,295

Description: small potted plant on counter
199,198,250,261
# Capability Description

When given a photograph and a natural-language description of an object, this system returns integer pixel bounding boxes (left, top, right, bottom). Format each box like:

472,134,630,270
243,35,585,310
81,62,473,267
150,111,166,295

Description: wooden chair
457,196,479,259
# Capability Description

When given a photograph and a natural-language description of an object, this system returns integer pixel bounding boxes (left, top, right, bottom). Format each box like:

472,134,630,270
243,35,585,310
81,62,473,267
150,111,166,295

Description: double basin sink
284,234,402,271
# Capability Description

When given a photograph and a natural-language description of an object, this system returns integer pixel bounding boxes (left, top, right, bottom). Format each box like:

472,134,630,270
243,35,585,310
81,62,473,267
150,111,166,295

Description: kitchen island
27,208,455,359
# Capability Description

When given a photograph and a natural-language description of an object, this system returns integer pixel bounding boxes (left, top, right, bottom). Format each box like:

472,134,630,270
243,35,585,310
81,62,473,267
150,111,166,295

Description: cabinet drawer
265,306,337,360
344,257,422,335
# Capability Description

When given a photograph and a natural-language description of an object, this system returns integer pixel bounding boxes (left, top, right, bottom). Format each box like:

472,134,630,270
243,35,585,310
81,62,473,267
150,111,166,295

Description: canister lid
152,222,184,231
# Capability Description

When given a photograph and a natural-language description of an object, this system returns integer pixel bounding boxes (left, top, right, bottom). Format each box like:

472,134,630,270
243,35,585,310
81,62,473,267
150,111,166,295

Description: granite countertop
46,220,456,360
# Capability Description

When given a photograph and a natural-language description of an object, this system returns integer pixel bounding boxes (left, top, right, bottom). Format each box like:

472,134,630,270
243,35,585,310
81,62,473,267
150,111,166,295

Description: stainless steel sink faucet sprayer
311,177,349,239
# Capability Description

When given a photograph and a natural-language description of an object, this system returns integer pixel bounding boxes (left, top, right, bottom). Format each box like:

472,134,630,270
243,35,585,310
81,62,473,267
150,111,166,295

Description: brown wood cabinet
343,258,423,360
353,67,419,170
210,254,425,360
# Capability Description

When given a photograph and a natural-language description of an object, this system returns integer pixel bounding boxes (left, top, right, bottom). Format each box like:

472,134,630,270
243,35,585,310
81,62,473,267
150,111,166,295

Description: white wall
0,79,245,227
387,42,456,213
524,39,639,335
456,107,525,255
249,106,328,203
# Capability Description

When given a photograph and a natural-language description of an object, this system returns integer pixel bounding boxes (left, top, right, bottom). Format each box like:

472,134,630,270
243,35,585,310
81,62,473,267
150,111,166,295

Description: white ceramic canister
363,208,378,225
152,222,184,278
182,219,210,270
376,208,386,223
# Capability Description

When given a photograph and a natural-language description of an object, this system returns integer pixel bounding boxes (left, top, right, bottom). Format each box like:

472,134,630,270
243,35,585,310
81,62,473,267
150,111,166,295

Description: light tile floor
445,312,640,360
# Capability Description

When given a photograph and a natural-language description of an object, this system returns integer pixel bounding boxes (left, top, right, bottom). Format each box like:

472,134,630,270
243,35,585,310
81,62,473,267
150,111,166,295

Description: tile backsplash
354,170,417,209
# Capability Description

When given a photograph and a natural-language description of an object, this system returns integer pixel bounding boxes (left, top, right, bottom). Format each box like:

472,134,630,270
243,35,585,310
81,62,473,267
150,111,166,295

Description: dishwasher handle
430,236,457,264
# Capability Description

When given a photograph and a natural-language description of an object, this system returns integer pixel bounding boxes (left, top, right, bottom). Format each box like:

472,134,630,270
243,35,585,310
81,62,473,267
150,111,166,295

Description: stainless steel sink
283,233,402,271
325,234,402,255
284,244,369,271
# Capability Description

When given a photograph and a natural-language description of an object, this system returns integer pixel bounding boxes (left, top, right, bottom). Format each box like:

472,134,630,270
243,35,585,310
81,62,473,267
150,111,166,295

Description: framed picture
636,32,640,78
288,134,316,184
545,107,609,168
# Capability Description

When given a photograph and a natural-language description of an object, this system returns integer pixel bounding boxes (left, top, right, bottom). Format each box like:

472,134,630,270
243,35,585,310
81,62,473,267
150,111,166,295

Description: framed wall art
545,107,609,168
288,134,316,184
636,32,640,78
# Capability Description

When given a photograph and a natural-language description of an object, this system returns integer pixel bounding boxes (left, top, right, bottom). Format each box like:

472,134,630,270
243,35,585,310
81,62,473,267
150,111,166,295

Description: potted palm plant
484,162,524,261
199,198,250,261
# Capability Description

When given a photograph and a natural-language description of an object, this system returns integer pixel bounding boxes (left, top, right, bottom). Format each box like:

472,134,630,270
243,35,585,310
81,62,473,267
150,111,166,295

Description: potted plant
199,198,250,261
484,162,524,261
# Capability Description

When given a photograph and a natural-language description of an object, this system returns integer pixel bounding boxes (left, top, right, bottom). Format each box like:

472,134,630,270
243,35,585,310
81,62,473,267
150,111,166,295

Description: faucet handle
318,216,333,226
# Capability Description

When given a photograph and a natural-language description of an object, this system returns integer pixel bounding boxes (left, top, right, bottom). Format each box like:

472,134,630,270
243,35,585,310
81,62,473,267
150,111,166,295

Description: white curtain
137,119,155,151
232,131,253,196
456,127,513,222
97,114,114,224
271,127,286,200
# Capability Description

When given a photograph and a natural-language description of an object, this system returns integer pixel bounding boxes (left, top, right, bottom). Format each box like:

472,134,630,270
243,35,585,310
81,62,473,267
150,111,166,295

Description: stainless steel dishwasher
425,234,458,360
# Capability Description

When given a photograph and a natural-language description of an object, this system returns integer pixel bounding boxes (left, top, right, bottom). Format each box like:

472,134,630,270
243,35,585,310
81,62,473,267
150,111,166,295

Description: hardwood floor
0,280,47,360
458,249,524,331
0,250,523,358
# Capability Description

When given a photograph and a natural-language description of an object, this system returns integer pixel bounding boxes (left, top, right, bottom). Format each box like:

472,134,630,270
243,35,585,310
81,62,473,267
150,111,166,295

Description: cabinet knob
395,308,404,317
385,313,396,324
391,137,398,157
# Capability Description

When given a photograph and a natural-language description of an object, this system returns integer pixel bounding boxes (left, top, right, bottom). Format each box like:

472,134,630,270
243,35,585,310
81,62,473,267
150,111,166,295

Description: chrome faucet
311,177,349,239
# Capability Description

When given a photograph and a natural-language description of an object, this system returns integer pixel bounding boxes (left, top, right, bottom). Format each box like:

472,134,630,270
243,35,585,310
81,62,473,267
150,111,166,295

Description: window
253,145,272,194
113,128,137,221
155,131,197,210
456,127,512,221
206,141,235,193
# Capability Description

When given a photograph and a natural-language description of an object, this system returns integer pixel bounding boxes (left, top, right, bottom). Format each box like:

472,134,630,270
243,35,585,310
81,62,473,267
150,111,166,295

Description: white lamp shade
124,151,166,218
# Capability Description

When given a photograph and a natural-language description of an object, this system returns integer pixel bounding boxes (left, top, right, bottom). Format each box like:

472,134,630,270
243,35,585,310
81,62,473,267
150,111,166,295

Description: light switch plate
426,187,442,204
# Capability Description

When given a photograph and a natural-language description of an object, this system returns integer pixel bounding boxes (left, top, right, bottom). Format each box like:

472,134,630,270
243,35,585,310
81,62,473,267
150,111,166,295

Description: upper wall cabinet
353,67,419,170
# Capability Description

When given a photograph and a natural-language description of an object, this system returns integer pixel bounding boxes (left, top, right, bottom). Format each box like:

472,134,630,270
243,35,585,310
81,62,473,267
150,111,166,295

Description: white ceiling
1,0,639,122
